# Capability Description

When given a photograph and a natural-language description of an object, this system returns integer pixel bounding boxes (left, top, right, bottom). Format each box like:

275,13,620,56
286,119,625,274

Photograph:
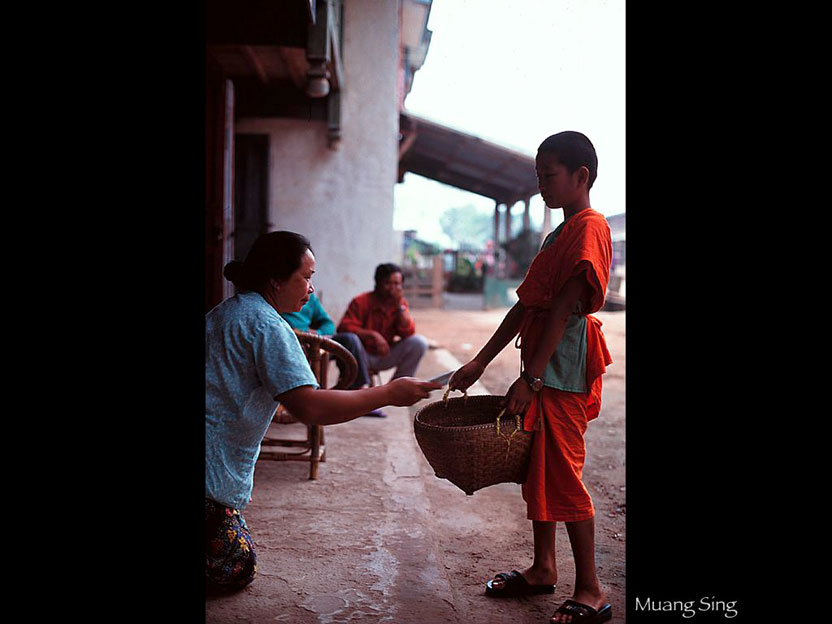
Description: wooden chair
368,368,383,387
259,330,358,480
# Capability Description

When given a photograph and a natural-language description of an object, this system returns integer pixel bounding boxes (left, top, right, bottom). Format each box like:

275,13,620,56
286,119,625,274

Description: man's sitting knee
334,331,361,349
404,333,429,355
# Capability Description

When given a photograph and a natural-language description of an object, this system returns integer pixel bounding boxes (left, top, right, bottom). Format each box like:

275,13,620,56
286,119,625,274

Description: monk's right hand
386,377,443,406
449,359,485,392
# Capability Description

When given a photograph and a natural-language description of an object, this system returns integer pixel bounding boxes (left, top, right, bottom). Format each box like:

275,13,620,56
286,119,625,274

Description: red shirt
337,291,416,347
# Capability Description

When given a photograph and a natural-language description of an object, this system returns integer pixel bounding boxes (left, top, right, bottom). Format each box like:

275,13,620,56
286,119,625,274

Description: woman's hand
503,377,534,417
385,377,442,406
449,359,486,392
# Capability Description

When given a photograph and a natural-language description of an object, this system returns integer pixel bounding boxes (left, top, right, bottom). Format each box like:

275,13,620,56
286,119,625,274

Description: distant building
606,212,625,305
606,212,625,274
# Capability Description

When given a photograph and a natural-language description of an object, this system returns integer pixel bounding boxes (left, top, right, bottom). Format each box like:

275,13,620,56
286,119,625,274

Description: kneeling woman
205,231,440,593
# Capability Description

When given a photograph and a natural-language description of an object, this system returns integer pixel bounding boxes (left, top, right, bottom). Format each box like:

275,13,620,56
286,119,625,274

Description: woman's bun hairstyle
223,260,247,284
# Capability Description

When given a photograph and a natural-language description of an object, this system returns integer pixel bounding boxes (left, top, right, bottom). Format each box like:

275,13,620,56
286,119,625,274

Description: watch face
523,371,543,391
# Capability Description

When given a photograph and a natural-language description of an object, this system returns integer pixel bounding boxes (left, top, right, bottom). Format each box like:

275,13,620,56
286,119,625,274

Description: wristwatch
521,370,544,392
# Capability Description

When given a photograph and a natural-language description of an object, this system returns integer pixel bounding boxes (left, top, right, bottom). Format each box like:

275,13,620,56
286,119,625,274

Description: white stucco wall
236,0,400,322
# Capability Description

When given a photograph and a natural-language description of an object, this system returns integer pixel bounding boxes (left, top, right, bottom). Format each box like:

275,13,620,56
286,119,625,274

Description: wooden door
205,58,235,311
233,134,270,262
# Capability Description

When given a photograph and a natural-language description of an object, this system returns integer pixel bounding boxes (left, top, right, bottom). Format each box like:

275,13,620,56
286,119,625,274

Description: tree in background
439,204,493,249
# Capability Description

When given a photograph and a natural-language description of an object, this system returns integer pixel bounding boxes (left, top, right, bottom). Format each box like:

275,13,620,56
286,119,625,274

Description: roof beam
242,46,269,84
398,112,539,202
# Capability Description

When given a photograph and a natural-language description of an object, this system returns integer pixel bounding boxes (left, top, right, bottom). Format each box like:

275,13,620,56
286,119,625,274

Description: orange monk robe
514,208,613,522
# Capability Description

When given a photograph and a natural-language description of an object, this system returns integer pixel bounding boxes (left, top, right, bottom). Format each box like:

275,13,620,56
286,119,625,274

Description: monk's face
536,152,585,209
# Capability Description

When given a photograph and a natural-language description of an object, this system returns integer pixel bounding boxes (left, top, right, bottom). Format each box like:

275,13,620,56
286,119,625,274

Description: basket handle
442,387,468,407
494,408,523,458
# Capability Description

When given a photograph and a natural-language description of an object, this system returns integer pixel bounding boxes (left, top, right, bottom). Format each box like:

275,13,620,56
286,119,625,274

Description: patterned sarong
205,498,257,593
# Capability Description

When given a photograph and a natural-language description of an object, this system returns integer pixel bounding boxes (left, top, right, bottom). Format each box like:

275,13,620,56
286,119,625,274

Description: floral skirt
205,498,257,593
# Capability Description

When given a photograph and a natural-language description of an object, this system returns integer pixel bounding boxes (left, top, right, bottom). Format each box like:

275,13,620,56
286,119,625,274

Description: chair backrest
292,330,358,390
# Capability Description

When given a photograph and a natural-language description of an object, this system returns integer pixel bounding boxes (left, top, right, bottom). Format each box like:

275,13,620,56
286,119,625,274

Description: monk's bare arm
473,301,526,367
450,302,525,392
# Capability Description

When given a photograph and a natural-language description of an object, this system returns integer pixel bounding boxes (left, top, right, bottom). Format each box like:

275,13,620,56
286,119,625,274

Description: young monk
449,131,613,624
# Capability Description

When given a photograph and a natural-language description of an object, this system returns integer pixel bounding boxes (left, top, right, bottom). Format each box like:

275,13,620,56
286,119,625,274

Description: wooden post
523,197,531,232
505,201,512,242
494,201,501,245
432,255,443,308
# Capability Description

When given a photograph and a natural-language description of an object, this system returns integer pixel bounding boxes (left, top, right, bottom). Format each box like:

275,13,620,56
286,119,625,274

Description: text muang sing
634,596,738,618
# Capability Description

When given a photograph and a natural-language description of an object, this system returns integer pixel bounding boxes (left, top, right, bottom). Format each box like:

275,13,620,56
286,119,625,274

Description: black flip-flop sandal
551,600,612,623
484,570,556,597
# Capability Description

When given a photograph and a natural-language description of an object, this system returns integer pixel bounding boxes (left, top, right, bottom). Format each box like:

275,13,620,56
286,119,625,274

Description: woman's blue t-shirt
205,291,318,509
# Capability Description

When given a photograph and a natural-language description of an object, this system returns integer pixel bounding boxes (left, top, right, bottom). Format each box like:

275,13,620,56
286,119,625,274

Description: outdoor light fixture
306,61,330,98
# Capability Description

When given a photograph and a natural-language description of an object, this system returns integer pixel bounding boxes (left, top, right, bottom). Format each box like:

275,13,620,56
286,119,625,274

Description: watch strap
521,369,543,390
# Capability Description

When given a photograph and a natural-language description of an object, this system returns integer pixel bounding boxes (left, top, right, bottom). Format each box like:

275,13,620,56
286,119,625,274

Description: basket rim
415,421,527,434
414,395,529,434
414,394,505,412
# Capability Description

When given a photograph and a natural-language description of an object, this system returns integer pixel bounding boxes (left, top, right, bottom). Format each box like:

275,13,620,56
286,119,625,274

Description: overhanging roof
398,112,539,205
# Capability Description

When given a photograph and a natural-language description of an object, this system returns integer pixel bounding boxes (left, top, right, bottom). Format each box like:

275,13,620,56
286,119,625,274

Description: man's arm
393,298,416,338
337,297,389,355
336,298,365,334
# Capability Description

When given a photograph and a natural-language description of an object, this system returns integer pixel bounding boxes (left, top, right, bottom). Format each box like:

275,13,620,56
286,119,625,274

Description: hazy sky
393,0,625,248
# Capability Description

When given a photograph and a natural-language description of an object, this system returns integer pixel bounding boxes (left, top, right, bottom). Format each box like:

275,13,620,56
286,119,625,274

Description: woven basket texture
413,395,533,495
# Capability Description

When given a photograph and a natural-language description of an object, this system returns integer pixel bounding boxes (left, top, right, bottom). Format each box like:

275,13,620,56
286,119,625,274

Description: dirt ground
410,307,626,623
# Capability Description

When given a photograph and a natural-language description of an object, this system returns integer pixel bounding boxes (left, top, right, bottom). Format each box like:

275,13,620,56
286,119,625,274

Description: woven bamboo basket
413,391,533,496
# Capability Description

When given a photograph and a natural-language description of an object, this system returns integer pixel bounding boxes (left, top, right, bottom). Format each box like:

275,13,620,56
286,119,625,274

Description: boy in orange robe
450,131,613,624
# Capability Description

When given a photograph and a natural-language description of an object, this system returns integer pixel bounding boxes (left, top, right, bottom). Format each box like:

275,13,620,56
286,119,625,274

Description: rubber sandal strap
557,600,597,618
492,570,521,583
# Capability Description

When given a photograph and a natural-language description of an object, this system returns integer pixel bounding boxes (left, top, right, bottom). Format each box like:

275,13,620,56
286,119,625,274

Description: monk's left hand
503,377,534,417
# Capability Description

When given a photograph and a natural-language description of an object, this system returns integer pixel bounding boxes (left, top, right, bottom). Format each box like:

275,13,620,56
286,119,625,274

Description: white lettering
699,596,738,618
635,596,738,618
634,597,696,617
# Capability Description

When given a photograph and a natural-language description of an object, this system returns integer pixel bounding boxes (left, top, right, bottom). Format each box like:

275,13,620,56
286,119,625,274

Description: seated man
337,263,429,417
280,291,371,392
